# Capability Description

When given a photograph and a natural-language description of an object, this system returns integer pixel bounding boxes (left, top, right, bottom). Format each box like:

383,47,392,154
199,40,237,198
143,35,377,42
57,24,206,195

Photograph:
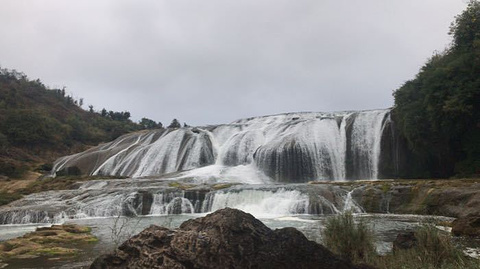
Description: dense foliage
393,1,480,178
0,68,166,178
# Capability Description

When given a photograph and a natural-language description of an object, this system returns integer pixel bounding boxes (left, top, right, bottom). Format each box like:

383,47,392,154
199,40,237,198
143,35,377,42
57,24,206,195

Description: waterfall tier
0,179,363,224
52,109,393,182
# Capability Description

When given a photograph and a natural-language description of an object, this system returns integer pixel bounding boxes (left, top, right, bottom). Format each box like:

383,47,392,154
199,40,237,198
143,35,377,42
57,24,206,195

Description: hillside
0,68,158,178
393,1,480,178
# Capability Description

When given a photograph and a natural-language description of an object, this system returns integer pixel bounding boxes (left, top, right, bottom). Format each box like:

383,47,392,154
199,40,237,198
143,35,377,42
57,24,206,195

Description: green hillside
0,68,159,178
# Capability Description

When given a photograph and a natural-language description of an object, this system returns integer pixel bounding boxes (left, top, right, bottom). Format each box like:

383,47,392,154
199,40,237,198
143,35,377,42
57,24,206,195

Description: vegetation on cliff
0,68,166,178
393,0,480,178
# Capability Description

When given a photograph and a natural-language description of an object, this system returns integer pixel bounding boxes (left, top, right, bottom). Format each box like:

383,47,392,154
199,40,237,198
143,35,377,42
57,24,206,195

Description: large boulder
91,208,362,269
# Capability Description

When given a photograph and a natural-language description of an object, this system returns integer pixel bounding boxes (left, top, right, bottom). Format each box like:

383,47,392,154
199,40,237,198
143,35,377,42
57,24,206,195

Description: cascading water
349,110,390,179
0,109,396,225
203,189,310,217
0,179,364,224
342,189,365,213
51,109,393,182
149,194,195,215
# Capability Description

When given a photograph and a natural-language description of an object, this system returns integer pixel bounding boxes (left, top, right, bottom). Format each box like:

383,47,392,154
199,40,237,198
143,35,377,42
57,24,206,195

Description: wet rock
452,214,480,237
140,191,153,215
91,208,363,269
350,179,480,218
392,232,417,252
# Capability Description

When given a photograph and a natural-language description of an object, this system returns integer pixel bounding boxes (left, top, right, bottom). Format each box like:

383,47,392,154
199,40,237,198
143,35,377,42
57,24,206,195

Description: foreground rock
91,208,364,269
452,214,480,237
392,232,417,252
0,224,97,264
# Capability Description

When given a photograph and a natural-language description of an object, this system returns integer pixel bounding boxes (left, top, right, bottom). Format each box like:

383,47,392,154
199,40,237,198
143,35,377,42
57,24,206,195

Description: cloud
0,0,467,125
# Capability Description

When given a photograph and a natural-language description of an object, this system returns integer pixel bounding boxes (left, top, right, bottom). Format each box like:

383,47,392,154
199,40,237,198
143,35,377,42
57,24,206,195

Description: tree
393,1,480,177
449,1,480,50
89,105,94,113
108,111,131,122
139,118,159,129
167,119,181,129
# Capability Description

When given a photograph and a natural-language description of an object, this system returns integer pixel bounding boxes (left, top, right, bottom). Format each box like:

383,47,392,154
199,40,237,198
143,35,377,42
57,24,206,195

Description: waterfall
0,178,370,224
149,194,195,215
202,189,310,217
350,110,390,179
51,109,393,182
342,190,365,213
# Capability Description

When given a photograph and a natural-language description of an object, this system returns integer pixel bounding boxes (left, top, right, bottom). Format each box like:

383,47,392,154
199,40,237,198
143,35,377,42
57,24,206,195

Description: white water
204,189,310,218
350,110,390,179
342,190,365,213
150,194,195,215
52,110,391,182
0,178,366,224
177,164,270,184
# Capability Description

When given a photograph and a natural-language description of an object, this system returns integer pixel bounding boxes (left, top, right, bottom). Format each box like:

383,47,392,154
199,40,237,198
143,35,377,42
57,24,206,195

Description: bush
0,160,27,178
322,212,376,263
371,223,480,269
0,191,22,206
36,163,53,172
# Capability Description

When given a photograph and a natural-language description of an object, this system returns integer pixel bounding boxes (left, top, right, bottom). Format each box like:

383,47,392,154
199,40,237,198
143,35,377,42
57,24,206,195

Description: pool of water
1,213,477,269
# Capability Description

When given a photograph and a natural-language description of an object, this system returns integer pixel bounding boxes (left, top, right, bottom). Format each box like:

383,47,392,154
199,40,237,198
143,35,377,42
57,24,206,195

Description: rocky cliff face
90,208,365,269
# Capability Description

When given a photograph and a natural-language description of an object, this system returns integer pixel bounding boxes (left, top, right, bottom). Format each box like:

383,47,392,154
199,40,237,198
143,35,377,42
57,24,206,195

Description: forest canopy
393,0,480,177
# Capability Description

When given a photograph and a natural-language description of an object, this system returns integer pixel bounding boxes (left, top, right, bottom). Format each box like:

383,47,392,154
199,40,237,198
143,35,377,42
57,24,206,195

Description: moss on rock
0,224,97,263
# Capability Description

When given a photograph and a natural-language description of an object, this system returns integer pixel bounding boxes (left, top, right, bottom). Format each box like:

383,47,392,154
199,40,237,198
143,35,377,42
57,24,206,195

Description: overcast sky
0,1,468,126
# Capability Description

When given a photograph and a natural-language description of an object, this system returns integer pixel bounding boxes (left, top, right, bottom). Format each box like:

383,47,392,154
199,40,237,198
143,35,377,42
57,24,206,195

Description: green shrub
0,191,22,206
322,212,376,263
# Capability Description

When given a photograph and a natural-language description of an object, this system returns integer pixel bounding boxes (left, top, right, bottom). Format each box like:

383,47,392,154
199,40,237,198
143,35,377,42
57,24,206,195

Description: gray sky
0,1,468,126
